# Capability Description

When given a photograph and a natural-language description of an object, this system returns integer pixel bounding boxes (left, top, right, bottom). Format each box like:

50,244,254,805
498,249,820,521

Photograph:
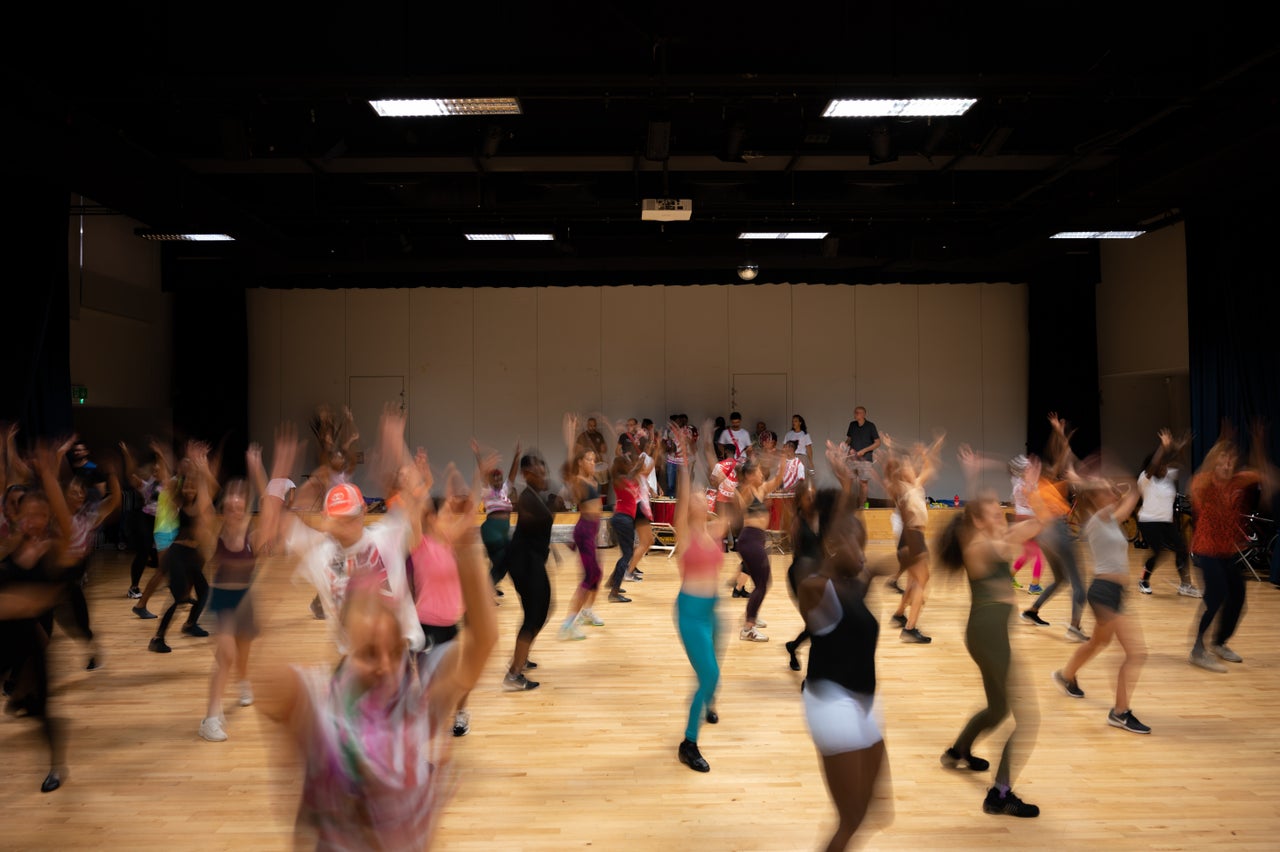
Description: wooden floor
4,536,1279,851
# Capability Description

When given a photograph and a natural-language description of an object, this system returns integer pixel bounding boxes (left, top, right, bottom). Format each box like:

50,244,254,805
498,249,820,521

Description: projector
641,198,693,221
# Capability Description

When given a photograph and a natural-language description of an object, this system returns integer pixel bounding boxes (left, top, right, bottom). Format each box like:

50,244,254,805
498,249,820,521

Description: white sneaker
238,680,254,707
452,710,471,737
559,622,587,641
578,609,604,627
1178,584,1203,598
739,626,769,642
752,618,768,628
1209,644,1243,663
1189,648,1228,673
199,716,228,742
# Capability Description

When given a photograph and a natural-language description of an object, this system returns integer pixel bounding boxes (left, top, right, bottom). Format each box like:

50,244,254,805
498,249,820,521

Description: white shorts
803,678,883,756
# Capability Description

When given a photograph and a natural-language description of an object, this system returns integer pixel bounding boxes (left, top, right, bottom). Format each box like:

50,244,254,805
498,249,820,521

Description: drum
651,497,677,525
767,491,795,532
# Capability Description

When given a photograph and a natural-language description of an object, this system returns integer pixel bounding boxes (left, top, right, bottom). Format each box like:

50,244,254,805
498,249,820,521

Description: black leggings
0,617,66,773
157,544,209,640
738,526,771,621
506,547,551,642
129,512,158,587
1193,555,1246,647
1138,521,1189,581
954,601,1038,788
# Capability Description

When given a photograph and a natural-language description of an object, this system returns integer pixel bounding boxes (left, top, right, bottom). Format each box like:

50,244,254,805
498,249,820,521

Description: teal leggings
676,591,720,743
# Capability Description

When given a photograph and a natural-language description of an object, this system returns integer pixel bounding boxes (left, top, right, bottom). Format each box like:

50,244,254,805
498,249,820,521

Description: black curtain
0,178,72,441
171,286,249,479
1186,212,1280,471
1025,249,1102,462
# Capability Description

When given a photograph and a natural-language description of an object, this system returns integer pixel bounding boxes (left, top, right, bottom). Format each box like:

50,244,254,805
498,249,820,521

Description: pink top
410,535,463,627
681,532,723,583
482,482,514,514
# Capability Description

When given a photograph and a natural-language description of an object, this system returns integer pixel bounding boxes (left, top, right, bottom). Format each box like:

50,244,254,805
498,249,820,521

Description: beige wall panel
663,285,730,426
601,286,667,428
407,289,475,475
977,283,1031,495
538,287,603,475
790,284,856,462
345,289,411,378
278,289,347,476
918,285,984,498
472,288,540,459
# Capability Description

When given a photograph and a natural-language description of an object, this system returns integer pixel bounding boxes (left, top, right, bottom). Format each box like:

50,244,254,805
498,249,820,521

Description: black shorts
1086,577,1124,616
898,527,927,562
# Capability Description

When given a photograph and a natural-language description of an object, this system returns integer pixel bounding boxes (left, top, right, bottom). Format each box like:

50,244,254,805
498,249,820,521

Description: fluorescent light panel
1050,231,1146,240
137,232,234,241
370,98,522,117
822,98,976,118
738,232,828,240
465,233,555,241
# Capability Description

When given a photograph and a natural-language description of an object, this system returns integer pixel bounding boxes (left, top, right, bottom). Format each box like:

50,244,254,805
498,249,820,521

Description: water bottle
954,494,960,507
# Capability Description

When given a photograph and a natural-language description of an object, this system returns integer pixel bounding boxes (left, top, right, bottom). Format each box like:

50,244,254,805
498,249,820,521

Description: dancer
1052,468,1150,733
558,415,606,640
798,442,893,851
148,443,217,653
735,455,787,641
1136,429,1198,596
1020,412,1090,643
252,427,497,850
1008,454,1045,594
0,439,75,792
133,439,180,620
625,430,659,583
1187,423,1276,672
883,433,944,644
606,433,644,603
119,440,160,600
500,450,555,689
938,445,1042,818
53,450,120,670
784,478,823,671
474,438,520,597
672,427,729,773
198,446,270,742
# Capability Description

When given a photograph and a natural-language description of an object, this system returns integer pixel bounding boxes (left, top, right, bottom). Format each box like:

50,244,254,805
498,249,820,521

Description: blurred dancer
798,441,893,850
883,433,944,644
938,445,1042,818
784,477,823,671
1187,423,1276,672
1136,429,1197,596
672,427,729,772
1052,468,1149,733
500,451,555,690
253,428,497,850
735,456,787,642
558,414,606,639
1007,455,1044,594
148,443,217,653
474,439,520,597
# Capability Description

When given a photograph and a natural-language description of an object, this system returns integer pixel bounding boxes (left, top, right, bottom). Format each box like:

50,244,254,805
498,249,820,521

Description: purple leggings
574,516,602,591
737,526,771,621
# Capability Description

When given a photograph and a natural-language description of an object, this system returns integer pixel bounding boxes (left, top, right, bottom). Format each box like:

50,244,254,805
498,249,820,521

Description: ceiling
10,6,1280,288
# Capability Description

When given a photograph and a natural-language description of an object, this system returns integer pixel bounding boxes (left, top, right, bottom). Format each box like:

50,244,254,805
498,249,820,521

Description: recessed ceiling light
1049,231,1146,240
370,98,522,117
135,231,234,241
737,263,759,281
464,233,554,241
738,232,828,240
822,98,976,118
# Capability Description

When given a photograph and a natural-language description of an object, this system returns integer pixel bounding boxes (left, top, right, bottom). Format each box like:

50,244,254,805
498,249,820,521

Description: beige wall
66,203,173,451
249,282,1029,501
1096,224,1192,478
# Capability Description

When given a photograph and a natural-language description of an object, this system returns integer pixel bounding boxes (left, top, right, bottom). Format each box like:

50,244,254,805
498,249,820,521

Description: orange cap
324,483,365,517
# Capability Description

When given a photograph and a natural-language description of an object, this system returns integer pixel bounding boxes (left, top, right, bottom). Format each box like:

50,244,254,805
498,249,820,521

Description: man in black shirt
844,406,881,492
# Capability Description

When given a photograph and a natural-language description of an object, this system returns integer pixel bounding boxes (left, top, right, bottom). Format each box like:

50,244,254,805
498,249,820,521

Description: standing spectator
718,413,752,464
783,415,815,475
844,407,881,494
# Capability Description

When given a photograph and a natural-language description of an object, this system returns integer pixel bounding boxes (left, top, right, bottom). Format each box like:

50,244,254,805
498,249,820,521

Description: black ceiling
10,6,1280,287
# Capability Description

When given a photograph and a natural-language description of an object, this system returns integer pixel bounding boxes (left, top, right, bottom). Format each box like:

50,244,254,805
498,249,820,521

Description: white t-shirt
286,509,425,654
1085,510,1129,577
783,430,813,459
719,428,752,461
1137,469,1178,523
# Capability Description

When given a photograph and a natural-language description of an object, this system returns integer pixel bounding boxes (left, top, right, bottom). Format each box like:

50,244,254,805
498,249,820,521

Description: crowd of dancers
1,404,1276,850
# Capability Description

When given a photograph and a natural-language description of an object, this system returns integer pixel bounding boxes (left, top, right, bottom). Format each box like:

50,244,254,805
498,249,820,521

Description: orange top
1033,477,1070,519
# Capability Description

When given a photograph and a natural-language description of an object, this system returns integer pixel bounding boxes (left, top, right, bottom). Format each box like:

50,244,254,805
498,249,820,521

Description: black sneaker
785,640,802,671
181,623,210,638
85,656,101,672
1052,670,1085,698
1107,708,1151,734
890,614,908,628
1020,609,1049,626
522,660,538,670
503,672,539,691
886,579,904,595
1138,579,1152,595
148,637,172,654
984,787,1039,817
127,586,142,599
132,605,157,620
900,627,932,644
452,710,470,737
608,592,632,603
940,747,990,772
493,586,504,597
678,739,710,773
309,597,327,620
704,709,719,724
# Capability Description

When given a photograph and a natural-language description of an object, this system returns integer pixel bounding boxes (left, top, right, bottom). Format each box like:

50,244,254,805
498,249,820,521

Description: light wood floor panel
2,541,1278,850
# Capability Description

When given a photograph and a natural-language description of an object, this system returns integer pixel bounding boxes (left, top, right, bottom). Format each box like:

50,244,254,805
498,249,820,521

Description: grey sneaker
1178,584,1203,598
1052,670,1085,698
1107,708,1151,734
1189,648,1228,673
1066,624,1090,642
1209,644,1243,663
